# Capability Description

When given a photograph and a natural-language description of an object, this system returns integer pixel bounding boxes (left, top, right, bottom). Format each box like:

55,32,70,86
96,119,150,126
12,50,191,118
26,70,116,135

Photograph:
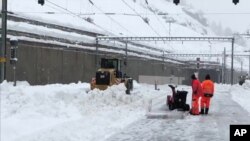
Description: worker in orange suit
190,74,203,115
201,74,214,115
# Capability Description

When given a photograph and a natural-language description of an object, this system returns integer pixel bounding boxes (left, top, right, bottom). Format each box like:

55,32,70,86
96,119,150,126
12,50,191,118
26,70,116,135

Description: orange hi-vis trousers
191,95,200,115
201,96,211,109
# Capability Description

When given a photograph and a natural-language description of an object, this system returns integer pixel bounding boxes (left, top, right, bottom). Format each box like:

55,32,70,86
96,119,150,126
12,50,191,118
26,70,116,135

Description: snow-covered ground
1,80,250,141
0,81,167,141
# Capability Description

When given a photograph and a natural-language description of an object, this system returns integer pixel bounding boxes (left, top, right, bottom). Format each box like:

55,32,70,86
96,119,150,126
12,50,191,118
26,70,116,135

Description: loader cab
101,58,121,71
100,58,122,78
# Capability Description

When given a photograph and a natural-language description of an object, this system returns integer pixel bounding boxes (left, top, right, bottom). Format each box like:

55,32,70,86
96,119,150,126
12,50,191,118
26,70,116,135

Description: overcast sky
1,0,249,33
183,0,250,33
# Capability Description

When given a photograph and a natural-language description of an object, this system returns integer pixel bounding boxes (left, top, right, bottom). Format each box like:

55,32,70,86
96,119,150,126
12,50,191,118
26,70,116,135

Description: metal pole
1,0,7,82
13,65,16,86
125,41,128,61
162,51,165,70
95,38,98,69
0,2,7,139
241,61,243,75
218,69,221,83
196,58,200,79
222,48,226,84
125,41,128,73
162,51,164,62
249,53,250,76
155,80,157,90
169,22,171,37
231,38,234,85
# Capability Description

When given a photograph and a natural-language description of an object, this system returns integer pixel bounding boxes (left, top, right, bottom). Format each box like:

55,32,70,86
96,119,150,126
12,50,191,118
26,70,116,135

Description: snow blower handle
168,85,175,89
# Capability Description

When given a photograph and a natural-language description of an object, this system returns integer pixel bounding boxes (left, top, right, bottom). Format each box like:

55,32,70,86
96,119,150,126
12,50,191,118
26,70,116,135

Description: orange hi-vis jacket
202,80,214,95
192,79,203,96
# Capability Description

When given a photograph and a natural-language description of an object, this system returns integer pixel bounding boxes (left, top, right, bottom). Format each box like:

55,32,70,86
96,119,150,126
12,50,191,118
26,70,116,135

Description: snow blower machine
90,58,133,94
167,85,190,111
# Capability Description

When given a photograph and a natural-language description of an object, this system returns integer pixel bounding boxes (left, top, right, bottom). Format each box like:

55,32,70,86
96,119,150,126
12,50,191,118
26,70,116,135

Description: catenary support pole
0,0,7,82
95,37,99,69
222,48,226,84
125,41,128,61
231,38,235,85
125,41,128,73
240,61,243,75
249,52,250,76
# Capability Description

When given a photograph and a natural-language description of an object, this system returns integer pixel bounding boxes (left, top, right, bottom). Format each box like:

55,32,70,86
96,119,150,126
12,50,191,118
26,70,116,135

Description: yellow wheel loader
90,58,133,94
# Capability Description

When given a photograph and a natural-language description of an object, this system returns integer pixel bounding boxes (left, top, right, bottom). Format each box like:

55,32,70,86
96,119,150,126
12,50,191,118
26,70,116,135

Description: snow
2,0,249,71
1,1,250,140
1,80,250,141
8,20,96,44
0,80,166,141
183,0,250,33
10,37,18,42
231,80,250,113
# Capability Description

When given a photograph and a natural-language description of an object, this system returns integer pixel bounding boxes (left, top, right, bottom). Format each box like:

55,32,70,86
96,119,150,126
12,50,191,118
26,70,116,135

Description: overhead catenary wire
120,0,169,53
85,0,171,57
141,0,169,34
16,38,180,64
45,0,112,34
142,2,174,50
46,2,68,14
7,1,239,68
121,0,161,36
88,1,138,36
47,0,137,36
9,0,168,60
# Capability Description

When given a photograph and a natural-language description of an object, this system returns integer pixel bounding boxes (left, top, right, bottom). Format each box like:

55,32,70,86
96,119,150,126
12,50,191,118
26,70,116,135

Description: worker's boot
200,108,204,115
205,108,209,115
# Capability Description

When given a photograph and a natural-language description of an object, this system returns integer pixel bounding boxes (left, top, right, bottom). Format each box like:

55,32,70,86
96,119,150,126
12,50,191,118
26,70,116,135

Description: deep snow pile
0,81,167,141
242,80,250,89
230,80,250,113
1,81,250,141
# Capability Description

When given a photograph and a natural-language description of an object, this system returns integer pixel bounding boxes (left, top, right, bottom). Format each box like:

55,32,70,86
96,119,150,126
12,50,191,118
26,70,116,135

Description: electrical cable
9,1,165,60
121,0,161,36
89,1,137,36
8,10,250,15
45,0,112,34
143,4,174,50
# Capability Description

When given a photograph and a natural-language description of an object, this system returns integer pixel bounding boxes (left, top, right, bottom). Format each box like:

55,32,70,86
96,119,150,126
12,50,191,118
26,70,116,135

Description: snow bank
0,80,165,141
242,80,250,89
230,80,250,114
1,80,88,119
3,82,247,141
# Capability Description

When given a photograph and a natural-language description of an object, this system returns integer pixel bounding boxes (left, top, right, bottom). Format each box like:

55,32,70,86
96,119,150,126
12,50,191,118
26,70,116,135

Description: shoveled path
106,85,250,141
